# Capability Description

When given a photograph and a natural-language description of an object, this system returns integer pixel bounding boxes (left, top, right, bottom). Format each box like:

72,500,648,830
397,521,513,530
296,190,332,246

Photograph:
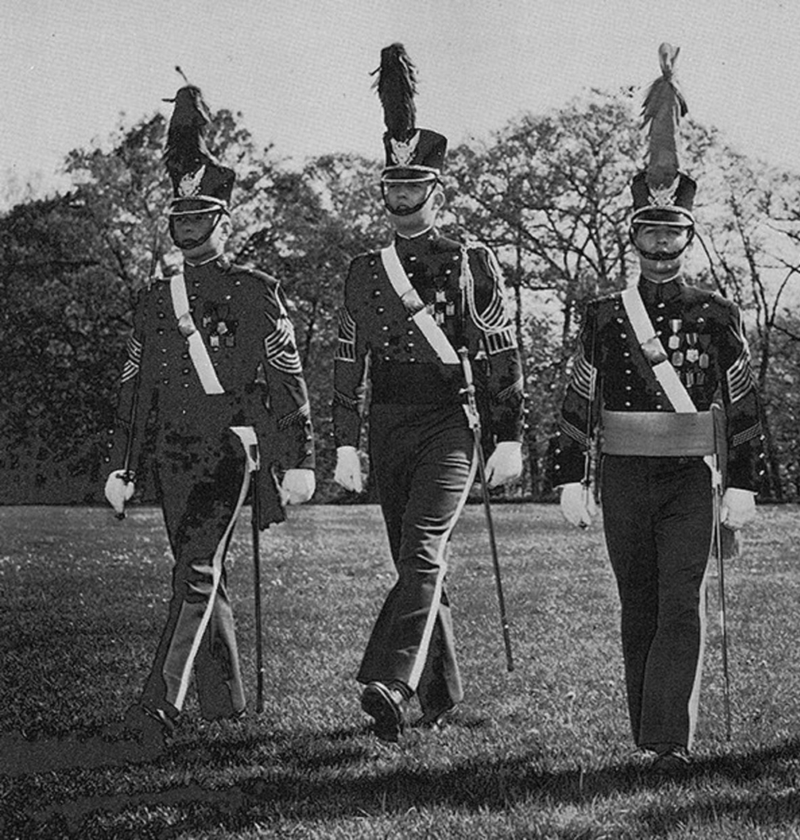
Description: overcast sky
3,0,799,200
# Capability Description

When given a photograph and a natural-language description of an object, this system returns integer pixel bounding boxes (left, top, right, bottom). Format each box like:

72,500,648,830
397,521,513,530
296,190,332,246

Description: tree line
2,89,799,504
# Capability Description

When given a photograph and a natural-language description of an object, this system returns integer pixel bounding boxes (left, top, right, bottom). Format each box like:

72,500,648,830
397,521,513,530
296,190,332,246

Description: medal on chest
201,301,238,348
664,319,710,387
403,254,460,330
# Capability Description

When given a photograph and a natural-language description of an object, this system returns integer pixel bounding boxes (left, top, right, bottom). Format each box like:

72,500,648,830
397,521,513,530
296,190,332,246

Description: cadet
333,44,525,741
103,80,315,751
554,45,764,771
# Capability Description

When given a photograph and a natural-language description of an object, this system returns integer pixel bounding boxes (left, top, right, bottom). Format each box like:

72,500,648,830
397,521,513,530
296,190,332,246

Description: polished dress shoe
360,681,406,742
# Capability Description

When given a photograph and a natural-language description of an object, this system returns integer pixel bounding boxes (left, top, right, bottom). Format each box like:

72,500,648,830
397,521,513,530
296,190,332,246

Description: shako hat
372,43,447,183
630,43,695,229
163,67,234,217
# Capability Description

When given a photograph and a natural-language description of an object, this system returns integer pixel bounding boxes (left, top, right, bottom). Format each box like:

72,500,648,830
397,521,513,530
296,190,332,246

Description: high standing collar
638,274,685,304
394,227,439,255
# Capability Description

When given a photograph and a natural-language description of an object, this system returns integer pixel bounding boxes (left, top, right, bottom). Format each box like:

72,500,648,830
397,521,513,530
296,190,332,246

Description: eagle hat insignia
390,132,420,167
178,164,206,198
648,175,681,207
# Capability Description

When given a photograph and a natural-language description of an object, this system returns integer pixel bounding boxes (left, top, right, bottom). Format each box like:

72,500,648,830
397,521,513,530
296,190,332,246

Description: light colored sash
170,273,225,395
621,286,694,412
380,245,459,366
620,285,720,480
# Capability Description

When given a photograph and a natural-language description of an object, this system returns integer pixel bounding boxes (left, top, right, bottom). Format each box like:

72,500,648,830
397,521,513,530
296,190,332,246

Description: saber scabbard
458,347,514,672
249,444,266,713
711,404,731,740
116,271,158,521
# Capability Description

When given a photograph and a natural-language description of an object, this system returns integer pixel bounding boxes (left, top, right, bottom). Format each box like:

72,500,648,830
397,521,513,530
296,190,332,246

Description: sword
711,403,732,740
580,309,599,529
249,442,266,714
115,243,163,520
116,321,148,521
458,347,514,672
231,425,266,713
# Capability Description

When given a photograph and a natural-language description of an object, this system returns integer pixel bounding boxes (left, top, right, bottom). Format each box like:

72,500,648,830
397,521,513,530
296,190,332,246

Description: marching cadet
554,45,764,771
333,44,525,741
103,78,315,751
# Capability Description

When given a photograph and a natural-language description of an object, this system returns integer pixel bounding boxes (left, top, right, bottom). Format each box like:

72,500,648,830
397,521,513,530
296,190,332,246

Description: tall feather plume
372,43,418,141
641,43,687,190
163,66,219,180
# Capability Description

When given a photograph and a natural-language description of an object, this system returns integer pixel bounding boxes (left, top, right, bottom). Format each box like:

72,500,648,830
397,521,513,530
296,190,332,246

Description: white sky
3,0,799,198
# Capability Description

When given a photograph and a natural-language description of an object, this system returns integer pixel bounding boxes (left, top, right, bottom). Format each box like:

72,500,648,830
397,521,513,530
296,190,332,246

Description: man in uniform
103,81,315,750
333,44,525,742
554,45,764,771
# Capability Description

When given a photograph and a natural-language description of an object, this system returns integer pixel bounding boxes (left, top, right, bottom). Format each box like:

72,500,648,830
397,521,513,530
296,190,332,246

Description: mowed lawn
2,502,800,839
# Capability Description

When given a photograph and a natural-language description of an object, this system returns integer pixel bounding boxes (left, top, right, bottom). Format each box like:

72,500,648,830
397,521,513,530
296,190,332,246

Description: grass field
2,502,800,839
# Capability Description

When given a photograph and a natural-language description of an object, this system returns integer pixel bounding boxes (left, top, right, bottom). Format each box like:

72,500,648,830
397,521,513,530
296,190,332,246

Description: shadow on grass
3,722,800,838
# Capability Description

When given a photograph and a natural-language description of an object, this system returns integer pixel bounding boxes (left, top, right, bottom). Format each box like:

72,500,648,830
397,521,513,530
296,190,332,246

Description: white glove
280,469,315,505
105,470,135,516
720,488,756,530
334,446,363,493
484,441,523,488
559,482,597,529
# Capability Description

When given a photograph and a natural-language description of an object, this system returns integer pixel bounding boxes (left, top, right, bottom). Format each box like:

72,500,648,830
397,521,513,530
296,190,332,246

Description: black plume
372,43,417,141
163,68,219,179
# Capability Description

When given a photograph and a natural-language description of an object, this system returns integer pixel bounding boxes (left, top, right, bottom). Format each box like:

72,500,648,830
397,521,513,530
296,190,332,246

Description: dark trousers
601,455,713,750
141,424,247,721
357,403,474,716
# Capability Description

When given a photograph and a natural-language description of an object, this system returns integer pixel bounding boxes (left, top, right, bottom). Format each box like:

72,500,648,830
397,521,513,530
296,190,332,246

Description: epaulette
347,250,380,270
435,234,462,252
144,264,180,290
592,290,624,306
226,261,280,289
583,293,624,329
455,228,487,252
706,288,734,309
681,283,736,314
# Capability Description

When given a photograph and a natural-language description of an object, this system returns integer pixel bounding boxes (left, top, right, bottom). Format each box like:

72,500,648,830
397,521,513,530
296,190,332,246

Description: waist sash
602,410,715,457
371,362,459,405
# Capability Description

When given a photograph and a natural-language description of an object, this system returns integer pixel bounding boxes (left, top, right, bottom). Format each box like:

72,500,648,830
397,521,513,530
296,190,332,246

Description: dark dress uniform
333,229,524,719
105,256,313,722
554,274,763,751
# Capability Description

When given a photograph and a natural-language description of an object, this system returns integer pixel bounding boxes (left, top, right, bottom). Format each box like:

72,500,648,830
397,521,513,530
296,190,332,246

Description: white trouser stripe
172,448,252,710
407,447,479,691
686,548,711,748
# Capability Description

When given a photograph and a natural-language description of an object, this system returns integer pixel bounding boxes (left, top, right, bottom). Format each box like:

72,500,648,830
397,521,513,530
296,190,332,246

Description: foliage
0,113,386,504
233,154,387,497
3,90,800,501
3,503,800,838
448,91,650,496
0,193,128,501
678,122,800,500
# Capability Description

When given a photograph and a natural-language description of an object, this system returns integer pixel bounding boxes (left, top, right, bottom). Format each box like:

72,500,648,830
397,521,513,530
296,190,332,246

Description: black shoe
412,701,455,730
360,682,406,742
653,746,692,774
121,703,175,757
